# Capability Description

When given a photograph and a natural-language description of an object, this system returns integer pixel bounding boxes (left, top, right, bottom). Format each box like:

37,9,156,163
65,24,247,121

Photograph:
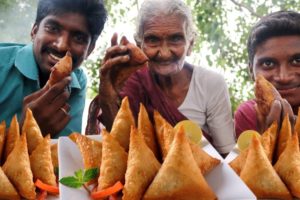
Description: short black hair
247,10,300,66
35,0,107,44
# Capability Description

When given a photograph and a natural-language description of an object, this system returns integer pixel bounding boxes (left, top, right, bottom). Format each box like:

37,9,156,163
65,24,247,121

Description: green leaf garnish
59,167,99,189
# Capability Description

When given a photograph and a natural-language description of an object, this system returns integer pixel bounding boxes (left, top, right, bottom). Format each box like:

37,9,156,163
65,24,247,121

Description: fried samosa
47,51,72,86
261,121,278,162
97,129,128,191
110,36,148,90
4,115,19,161
0,167,20,200
3,132,36,200
143,126,217,200
69,133,102,170
0,121,6,163
22,108,43,154
295,107,300,145
276,114,292,160
123,126,161,200
240,135,292,200
274,133,300,198
138,103,159,159
255,74,282,123
110,96,135,152
229,148,249,175
51,143,58,170
30,135,56,186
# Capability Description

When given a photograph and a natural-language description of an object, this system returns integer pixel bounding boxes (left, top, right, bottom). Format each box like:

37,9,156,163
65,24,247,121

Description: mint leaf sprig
59,167,99,193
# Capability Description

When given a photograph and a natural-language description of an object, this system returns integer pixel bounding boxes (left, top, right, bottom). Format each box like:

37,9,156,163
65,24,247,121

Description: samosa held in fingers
123,126,161,200
143,126,217,200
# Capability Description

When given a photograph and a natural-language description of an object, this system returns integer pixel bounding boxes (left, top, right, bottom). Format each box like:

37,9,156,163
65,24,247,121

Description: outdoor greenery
1,0,299,112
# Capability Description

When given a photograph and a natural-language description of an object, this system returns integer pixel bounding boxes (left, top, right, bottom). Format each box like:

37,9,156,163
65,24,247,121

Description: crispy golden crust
47,51,72,86
240,135,292,200
276,114,292,161
0,121,6,163
4,115,19,161
0,167,20,200
122,126,161,200
30,135,56,186
97,129,128,191
255,75,282,121
110,97,135,151
143,126,217,200
22,108,43,154
3,133,36,200
50,143,58,169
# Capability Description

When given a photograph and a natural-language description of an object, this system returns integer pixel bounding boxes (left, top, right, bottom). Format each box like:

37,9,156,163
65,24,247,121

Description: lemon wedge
174,120,202,144
237,130,261,151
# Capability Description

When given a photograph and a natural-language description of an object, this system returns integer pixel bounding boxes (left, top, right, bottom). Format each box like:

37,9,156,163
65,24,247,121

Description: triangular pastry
123,126,161,200
110,96,135,151
30,135,56,186
138,103,159,159
274,133,300,198
295,107,300,146
0,121,6,163
229,148,249,175
261,121,278,162
47,51,72,86
51,143,58,170
3,132,36,199
4,115,19,161
276,114,292,160
143,126,217,200
97,129,128,191
22,108,43,154
240,135,292,199
0,167,20,200
69,133,102,169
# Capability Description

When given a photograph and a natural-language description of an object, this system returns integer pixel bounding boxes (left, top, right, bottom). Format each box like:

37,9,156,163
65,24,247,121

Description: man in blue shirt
0,0,107,138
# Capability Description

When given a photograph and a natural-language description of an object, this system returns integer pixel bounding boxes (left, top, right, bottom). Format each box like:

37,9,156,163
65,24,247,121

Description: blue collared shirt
0,43,87,138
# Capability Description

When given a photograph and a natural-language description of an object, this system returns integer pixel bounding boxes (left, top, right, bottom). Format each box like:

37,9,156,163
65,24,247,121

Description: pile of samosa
0,108,58,199
70,96,221,200
229,75,300,199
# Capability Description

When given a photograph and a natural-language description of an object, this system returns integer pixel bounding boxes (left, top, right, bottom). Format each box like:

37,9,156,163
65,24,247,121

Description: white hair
134,0,197,44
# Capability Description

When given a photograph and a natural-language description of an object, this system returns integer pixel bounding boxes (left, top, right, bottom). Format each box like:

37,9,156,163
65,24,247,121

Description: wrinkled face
140,14,193,76
252,35,300,108
31,12,94,78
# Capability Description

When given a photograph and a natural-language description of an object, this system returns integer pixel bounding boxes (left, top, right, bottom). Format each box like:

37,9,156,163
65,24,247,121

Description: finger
39,77,71,104
47,109,71,136
101,55,130,76
111,33,118,46
254,103,266,133
51,91,70,110
23,85,49,105
103,45,128,63
62,103,71,112
281,98,295,127
266,99,282,129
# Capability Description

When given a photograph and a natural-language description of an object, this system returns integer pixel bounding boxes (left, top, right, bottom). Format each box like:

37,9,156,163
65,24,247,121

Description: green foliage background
1,0,300,112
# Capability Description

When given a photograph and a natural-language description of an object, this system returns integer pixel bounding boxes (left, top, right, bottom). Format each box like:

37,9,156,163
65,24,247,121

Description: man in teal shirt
0,0,107,138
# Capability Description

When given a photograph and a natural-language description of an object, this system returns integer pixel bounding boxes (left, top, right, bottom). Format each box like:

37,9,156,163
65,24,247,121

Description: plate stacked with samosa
60,97,255,200
0,108,59,200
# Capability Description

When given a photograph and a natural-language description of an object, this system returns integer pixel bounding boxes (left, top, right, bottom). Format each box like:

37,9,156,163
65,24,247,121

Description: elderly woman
90,0,235,156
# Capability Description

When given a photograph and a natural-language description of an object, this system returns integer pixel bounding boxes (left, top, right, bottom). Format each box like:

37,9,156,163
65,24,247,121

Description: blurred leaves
1,0,300,112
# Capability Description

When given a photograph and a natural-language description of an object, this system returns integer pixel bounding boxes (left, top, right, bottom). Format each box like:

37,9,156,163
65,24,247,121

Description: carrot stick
35,179,59,194
37,190,48,200
90,181,123,199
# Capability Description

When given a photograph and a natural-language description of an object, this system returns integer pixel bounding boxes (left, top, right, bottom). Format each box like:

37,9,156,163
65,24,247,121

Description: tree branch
229,0,262,18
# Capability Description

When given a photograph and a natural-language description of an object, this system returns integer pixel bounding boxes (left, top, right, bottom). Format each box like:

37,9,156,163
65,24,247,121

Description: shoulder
73,68,87,86
0,43,25,67
193,66,226,87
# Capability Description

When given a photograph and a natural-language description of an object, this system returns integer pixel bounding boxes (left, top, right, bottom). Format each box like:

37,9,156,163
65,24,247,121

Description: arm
206,75,235,156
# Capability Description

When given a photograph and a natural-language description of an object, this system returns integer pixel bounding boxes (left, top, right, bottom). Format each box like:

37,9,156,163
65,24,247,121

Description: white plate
58,136,255,200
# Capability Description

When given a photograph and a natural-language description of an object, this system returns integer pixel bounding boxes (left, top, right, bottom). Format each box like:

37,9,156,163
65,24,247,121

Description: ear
248,62,255,81
187,39,194,56
31,24,38,41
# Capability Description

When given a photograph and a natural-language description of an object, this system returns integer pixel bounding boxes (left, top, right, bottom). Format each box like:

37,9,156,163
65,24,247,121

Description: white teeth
49,53,62,61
